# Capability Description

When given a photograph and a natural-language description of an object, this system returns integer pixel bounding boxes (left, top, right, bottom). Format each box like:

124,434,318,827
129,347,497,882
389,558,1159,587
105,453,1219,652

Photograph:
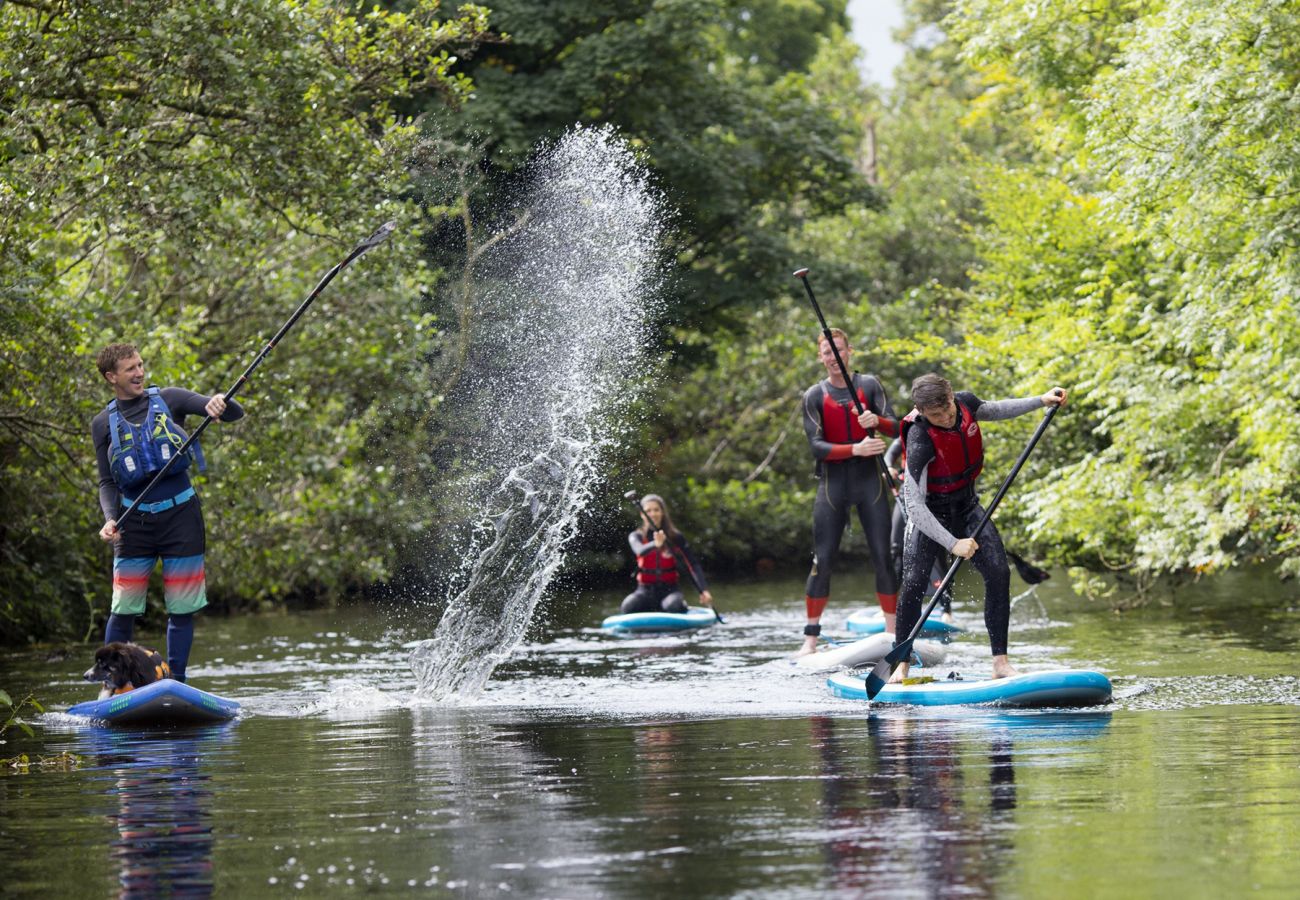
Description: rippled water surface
2,568,1298,897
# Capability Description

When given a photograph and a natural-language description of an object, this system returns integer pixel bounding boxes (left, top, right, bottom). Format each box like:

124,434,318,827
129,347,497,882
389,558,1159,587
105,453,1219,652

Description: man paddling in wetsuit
891,373,1067,682
885,438,953,622
797,328,899,656
91,343,245,683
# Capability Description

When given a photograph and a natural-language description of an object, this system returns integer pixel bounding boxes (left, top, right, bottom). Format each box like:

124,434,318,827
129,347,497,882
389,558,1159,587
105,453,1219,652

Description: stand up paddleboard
794,632,946,673
827,668,1112,708
67,680,240,726
601,607,718,633
845,608,965,638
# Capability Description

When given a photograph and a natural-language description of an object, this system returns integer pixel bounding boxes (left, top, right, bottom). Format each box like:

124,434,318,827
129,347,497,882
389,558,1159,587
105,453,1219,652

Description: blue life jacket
107,387,205,492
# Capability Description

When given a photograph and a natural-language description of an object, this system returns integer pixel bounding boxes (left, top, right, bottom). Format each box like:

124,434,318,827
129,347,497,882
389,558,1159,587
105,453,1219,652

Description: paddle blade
343,220,397,266
1008,551,1051,585
793,267,810,278
864,640,912,699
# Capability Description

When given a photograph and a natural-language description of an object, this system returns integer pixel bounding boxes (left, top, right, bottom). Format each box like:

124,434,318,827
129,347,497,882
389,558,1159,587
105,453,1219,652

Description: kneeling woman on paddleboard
622,494,714,614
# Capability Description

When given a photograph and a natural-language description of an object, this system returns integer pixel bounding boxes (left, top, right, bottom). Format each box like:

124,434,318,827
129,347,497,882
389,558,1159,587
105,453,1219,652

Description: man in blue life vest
90,343,245,682
797,328,899,656
891,372,1067,683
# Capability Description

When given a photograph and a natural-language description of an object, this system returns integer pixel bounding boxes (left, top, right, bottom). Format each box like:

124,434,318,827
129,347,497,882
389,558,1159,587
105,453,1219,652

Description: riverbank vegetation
3,0,1296,643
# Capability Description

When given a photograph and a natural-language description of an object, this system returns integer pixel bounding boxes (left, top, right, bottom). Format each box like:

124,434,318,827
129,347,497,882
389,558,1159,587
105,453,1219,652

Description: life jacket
901,401,983,497
107,387,204,492
635,537,680,586
820,380,871,446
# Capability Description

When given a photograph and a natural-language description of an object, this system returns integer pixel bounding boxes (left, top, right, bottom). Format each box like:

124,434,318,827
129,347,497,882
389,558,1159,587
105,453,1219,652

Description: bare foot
887,661,911,684
793,635,819,658
991,655,1020,679
940,610,954,625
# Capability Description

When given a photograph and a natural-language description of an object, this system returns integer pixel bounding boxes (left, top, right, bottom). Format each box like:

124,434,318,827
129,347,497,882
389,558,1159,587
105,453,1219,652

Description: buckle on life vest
123,486,196,515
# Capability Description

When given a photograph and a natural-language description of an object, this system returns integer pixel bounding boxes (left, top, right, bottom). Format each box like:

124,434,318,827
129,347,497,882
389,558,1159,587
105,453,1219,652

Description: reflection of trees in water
78,727,235,898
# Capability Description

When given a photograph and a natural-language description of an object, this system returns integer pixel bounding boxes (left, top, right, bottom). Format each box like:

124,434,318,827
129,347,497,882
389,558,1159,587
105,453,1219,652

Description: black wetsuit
898,392,1042,655
621,529,708,614
802,374,899,615
886,438,951,613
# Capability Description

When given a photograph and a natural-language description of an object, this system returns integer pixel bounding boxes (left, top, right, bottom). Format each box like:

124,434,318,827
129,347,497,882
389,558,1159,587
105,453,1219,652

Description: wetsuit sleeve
802,384,855,462
160,387,246,424
91,412,117,521
961,391,1041,422
902,422,961,551
884,438,902,469
672,537,709,592
628,529,653,557
858,374,899,436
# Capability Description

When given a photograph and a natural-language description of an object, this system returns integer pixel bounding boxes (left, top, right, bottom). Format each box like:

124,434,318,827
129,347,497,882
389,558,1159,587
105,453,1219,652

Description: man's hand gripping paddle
792,268,895,499
864,400,1062,700
114,221,397,530
623,490,722,623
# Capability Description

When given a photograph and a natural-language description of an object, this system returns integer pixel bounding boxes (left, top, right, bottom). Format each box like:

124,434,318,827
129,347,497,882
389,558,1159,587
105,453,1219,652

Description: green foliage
0,0,494,641
0,688,43,739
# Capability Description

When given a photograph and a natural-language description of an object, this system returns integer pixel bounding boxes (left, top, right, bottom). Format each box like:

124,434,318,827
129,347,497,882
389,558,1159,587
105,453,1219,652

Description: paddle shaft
115,221,396,528
885,403,1061,668
792,269,896,493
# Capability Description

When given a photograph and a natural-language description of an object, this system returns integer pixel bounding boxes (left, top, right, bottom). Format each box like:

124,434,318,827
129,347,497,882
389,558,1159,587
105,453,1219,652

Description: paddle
864,401,1062,699
1008,550,1051,585
792,267,895,497
623,490,722,622
115,221,397,530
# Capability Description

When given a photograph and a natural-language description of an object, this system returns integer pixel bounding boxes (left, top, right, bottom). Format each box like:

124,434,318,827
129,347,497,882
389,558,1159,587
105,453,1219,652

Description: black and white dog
83,642,171,699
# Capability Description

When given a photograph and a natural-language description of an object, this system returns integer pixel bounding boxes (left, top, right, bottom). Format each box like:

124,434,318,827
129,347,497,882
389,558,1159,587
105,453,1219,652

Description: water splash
410,126,664,701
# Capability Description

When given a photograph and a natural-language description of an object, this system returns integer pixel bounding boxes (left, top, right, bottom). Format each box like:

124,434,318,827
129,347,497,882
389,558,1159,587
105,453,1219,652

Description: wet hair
817,328,850,349
640,493,682,541
911,372,953,411
96,343,140,377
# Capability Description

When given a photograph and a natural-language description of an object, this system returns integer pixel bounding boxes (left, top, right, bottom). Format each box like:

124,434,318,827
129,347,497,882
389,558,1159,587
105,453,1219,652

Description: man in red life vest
796,328,899,656
891,373,1067,682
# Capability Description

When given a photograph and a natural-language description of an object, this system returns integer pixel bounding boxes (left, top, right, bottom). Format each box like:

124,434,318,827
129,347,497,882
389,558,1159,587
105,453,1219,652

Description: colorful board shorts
112,494,208,616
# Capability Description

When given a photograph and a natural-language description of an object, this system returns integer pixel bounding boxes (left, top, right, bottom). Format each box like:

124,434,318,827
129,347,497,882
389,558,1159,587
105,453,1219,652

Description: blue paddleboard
601,607,718,633
827,668,1112,708
67,680,240,726
845,608,965,638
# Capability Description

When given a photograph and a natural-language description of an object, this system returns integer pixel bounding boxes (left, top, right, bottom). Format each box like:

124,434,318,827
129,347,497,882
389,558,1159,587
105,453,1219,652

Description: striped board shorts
112,495,208,616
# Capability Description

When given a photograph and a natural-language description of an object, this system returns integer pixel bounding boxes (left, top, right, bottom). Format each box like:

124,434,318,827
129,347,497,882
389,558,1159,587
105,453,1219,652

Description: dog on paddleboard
83,642,171,699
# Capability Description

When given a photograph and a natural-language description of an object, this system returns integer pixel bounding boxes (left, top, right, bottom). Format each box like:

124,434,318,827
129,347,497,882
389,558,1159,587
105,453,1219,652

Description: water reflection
75,726,236,898
812,711,1111,895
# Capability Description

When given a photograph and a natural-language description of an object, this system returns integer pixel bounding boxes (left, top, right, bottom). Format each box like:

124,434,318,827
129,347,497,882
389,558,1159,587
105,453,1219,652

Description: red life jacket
901,401,983,496
636,539,680,586
821,382,871,446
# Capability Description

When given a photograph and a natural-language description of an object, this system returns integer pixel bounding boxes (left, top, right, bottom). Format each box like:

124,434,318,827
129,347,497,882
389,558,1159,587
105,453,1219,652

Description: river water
2,566,1298,897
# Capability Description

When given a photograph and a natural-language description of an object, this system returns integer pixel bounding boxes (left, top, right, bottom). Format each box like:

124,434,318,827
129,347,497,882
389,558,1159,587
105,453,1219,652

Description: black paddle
623,490,722,623
792,267,895,497
113,221,397,531
1008,551,1051,585
864,400,1062,699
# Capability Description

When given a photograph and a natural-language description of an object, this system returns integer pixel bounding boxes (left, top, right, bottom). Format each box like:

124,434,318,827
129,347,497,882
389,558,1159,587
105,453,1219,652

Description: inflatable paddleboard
827,668,1112,708
601,607,718,633
794,632,946,672
845,608,965,638
67,680,240,726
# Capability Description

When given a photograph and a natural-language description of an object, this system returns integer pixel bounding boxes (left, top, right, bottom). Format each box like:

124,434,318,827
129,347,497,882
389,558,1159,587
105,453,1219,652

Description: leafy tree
0,0,493,641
